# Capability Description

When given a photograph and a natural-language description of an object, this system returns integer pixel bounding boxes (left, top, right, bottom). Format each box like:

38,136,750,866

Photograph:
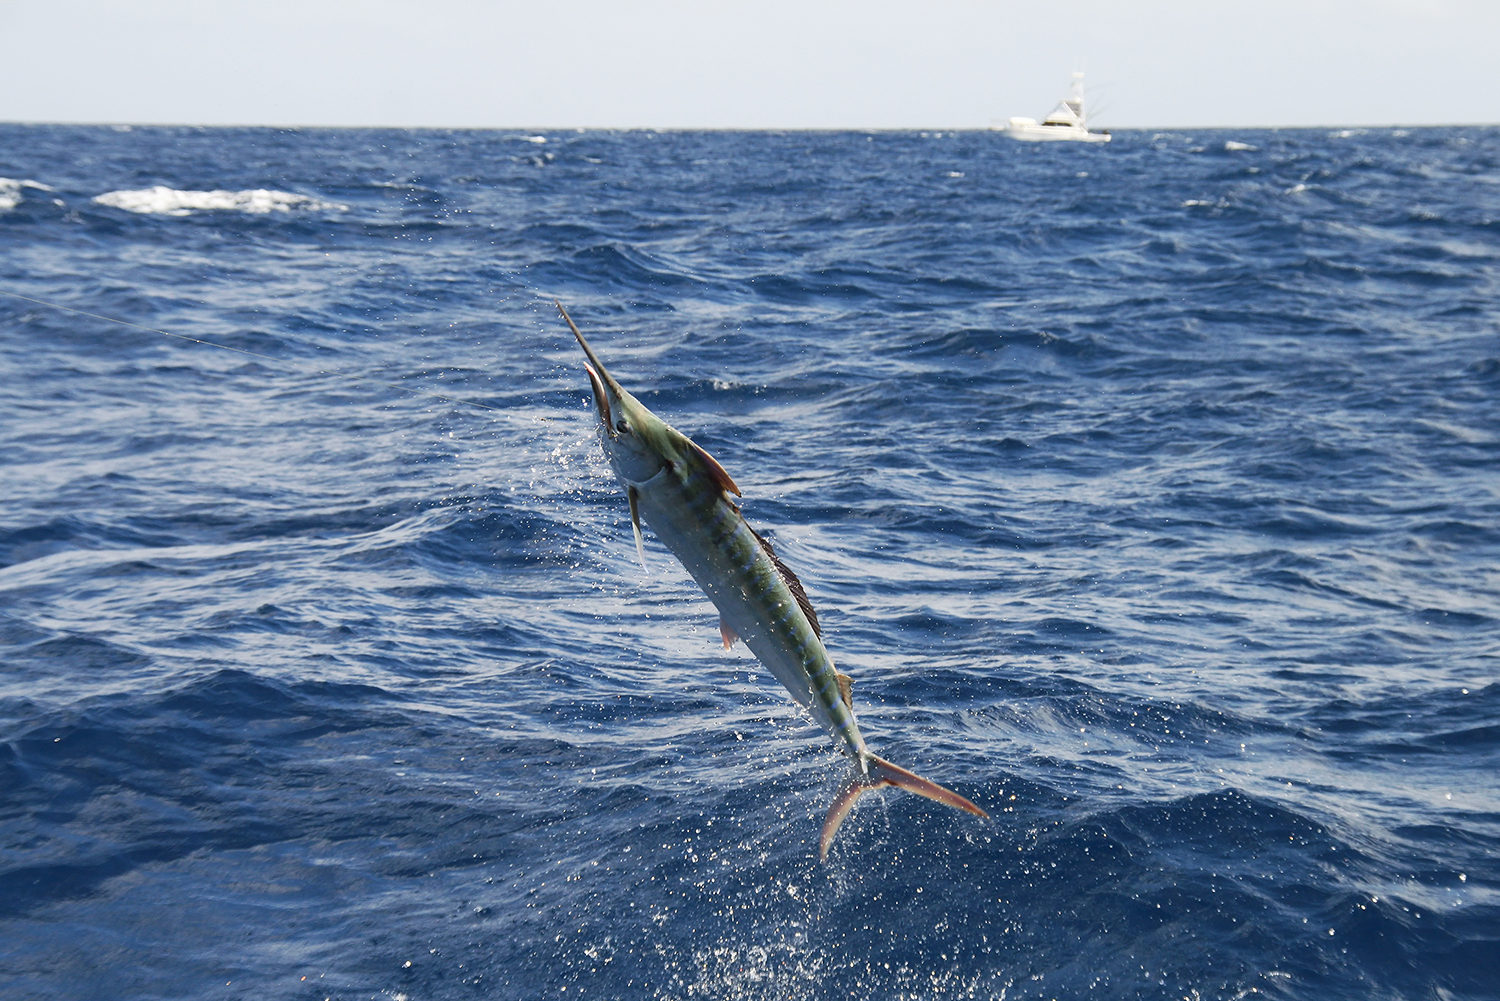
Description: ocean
1,124,1497,1000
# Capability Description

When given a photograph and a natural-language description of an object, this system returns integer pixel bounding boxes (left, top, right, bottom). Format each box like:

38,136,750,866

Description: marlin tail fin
819,754,988,860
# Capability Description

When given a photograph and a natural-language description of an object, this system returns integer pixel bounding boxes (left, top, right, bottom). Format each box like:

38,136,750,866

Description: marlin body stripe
559,302,987,858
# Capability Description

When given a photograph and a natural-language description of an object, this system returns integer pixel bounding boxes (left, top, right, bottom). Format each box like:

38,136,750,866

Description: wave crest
0,177,56,211
91,185,347,216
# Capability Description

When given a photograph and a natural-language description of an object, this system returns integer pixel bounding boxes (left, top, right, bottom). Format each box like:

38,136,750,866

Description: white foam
0,178,56,211
91,186,347,216
1224,141,1258,152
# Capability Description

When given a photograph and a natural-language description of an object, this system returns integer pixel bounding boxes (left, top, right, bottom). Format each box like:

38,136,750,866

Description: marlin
559,302,987,858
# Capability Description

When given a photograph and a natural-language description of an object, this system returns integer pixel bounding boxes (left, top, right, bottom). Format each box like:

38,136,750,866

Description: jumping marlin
559,302,987,858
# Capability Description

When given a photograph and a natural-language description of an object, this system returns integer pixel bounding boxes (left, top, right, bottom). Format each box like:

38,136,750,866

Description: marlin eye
615,419,630,435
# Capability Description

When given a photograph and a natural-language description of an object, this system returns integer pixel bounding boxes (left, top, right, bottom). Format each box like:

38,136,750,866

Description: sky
1,0,1496,130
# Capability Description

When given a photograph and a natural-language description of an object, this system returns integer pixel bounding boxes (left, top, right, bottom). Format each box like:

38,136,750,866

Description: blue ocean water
1,123,1497,1000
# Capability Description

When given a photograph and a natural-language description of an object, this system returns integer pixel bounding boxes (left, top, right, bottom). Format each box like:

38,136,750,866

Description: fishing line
0,286,514,417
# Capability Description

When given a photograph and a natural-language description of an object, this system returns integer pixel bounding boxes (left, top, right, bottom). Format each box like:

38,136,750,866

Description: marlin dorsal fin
750,527,821,638
684,437,741,498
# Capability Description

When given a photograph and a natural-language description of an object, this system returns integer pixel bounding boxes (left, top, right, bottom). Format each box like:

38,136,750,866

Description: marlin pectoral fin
627,485,647,570
819,755,988,860
720,617,739,650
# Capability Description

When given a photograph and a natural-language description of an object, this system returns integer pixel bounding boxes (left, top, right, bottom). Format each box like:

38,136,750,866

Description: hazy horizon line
5,119,1498,133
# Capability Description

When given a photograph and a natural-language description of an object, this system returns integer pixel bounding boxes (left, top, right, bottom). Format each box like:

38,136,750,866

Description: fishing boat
998,72,1111,143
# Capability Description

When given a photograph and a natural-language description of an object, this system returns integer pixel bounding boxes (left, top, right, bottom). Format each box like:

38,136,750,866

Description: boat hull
1003,124,1111,143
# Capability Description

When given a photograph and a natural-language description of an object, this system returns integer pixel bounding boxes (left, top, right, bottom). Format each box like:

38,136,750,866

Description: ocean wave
0,177,57,211
90,185,347,216
3,122,1498,1001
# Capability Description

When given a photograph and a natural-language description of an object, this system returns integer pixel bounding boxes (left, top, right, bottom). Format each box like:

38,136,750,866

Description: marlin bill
559,302,987,859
